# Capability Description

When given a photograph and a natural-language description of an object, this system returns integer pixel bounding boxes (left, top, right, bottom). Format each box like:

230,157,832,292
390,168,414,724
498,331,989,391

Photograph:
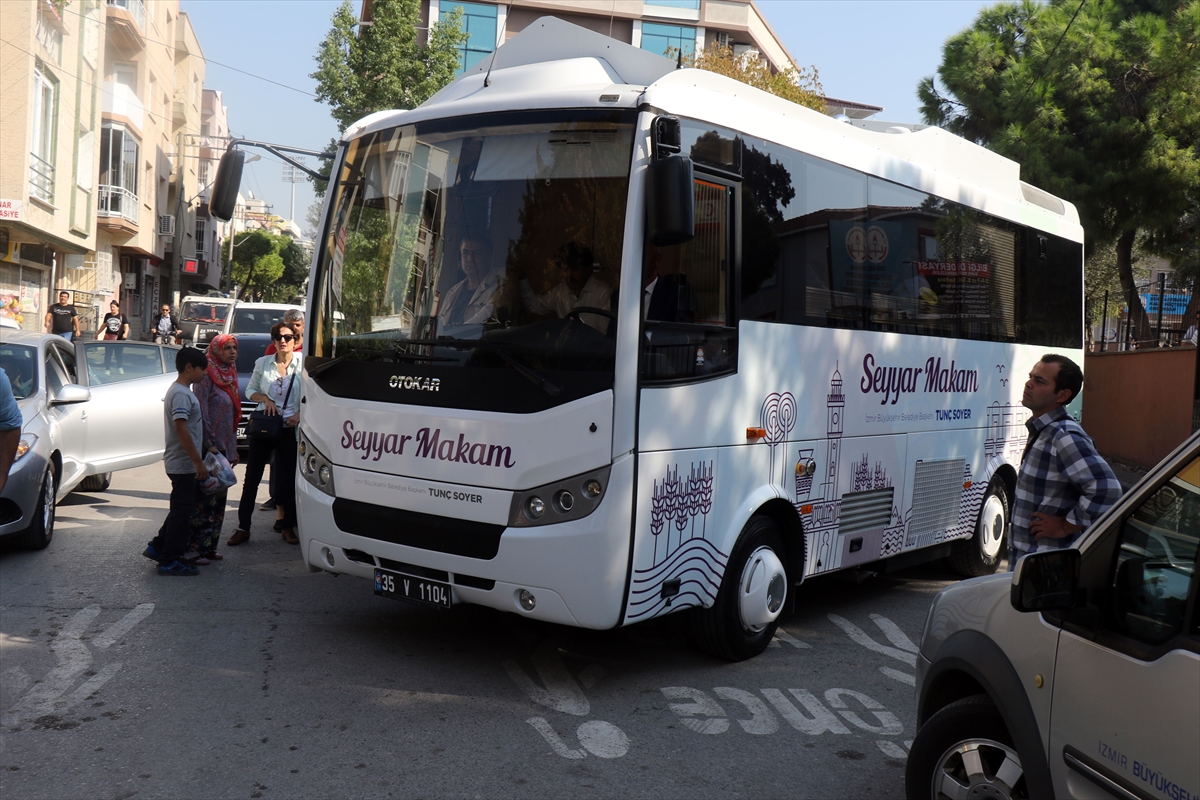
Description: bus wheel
690,516,788,661
950,481,1008,577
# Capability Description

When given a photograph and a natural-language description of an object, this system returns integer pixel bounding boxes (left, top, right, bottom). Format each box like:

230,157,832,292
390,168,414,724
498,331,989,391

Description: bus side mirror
646,156,694,247
1011,548,1080,612
210,149,246,222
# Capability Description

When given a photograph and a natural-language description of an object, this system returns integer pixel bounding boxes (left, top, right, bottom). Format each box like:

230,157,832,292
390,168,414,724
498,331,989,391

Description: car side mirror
646,156,694,247
1011,548,1080,612
51,384,91,406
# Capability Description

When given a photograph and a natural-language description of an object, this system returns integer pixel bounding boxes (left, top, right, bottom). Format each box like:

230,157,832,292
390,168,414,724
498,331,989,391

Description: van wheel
689,516,788,661
79,472,112,492
906,695,1027,800
17,469,56,551
950,481,1007,577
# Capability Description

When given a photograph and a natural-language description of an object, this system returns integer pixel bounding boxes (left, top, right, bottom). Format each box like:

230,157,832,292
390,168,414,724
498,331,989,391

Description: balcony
97,185,139,235
101,81,144,134
29,153,55,205
172,90,187,124
105,0,146,50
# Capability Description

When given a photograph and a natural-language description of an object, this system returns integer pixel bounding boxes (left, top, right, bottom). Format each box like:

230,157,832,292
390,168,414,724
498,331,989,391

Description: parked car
0,331,180,549
179,295,235,347
229,302,301,335
234,332,274,453
906,431,1200,800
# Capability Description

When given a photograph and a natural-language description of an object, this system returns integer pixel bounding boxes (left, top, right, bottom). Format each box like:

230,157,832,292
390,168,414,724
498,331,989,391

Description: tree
311,0,468,132
680,44,825,113
222,230,296,300
919,0,1200,343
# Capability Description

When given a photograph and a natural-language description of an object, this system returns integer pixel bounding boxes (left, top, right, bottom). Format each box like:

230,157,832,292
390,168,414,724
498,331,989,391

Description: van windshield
307,109,635,412
181,301,231,323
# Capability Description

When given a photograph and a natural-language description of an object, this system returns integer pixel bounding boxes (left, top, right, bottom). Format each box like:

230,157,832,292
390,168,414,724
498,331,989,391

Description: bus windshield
309,110,635,408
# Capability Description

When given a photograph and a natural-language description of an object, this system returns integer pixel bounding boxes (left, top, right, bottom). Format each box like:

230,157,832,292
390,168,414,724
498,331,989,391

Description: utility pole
282,158,305,222
169,130,188,307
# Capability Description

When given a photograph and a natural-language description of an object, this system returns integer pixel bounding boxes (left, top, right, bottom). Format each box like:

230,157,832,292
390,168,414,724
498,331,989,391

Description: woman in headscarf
186,333,240,564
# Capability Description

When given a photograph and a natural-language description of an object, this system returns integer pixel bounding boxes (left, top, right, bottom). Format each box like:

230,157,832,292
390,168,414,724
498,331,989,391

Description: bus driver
438,237,503,327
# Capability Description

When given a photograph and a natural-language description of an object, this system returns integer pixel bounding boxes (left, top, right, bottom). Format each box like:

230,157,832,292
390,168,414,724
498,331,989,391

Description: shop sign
0,199,22,221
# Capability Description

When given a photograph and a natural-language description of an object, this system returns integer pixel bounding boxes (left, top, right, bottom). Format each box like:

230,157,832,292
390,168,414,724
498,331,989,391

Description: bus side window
641,177,737,383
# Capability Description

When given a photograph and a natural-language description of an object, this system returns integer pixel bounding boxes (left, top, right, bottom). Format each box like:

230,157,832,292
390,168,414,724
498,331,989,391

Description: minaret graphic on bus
823,363,843,502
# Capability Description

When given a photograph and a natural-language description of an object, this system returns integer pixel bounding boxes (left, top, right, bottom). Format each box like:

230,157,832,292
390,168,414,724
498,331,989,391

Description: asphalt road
0,463,962,799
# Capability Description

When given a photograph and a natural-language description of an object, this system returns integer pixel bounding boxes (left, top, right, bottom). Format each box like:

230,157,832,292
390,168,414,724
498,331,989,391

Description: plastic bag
200,452,237,495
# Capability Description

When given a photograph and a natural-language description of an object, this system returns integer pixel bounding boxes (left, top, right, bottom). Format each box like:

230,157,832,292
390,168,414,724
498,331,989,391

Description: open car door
70,340,177,474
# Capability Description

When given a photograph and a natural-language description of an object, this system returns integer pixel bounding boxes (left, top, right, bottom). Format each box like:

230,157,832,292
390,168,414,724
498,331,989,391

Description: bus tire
950,481,1008,577
689,515,788,661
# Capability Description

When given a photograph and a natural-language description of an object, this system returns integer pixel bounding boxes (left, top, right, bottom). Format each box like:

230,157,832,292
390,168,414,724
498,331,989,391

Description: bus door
625,172,745,624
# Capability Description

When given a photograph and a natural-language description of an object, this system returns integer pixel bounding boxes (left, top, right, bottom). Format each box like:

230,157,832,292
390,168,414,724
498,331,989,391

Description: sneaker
158,559,200,577
260,498,277,510
142,544,164,562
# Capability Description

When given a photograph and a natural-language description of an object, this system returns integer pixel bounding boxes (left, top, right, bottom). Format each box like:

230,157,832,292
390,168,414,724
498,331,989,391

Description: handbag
245,370,296,440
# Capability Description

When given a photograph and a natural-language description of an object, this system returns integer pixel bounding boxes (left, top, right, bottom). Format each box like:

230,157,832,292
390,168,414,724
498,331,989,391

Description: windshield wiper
495,351,561,397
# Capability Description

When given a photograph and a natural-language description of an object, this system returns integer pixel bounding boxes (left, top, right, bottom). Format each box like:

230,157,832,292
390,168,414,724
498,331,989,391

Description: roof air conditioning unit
158,214,175,236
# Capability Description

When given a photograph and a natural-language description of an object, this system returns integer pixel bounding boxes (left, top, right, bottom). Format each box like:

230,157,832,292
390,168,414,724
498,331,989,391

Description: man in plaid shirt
1010,354,1122,570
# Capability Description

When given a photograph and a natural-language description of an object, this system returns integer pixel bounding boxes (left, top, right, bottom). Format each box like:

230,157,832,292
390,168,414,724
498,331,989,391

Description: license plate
374,568,451,609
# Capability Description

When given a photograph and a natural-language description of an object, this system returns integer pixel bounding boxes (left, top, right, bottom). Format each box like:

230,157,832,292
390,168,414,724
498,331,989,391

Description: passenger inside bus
641,246,695,323
437,237,504,327
517,241,611,333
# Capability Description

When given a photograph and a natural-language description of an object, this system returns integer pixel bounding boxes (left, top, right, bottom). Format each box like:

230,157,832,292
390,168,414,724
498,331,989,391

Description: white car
907,431,1200,799
228,301,302,335
1,331,178,549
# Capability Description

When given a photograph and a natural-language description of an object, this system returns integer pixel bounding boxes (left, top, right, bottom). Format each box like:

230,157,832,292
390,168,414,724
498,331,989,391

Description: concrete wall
1083,348,1197,468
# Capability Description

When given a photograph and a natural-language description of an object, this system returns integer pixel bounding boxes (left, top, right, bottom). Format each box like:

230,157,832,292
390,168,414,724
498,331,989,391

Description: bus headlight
298,430,336,497
509,466,611,528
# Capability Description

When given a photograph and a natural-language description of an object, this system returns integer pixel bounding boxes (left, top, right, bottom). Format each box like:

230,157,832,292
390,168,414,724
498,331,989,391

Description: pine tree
919,0,1200,343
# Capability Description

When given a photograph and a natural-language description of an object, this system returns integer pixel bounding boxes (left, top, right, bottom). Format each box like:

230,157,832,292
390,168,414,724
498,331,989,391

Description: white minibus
293,18,1084,660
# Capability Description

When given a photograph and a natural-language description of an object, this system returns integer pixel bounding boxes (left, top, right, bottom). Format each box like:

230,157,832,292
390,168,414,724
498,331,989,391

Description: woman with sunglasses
228,322,302,546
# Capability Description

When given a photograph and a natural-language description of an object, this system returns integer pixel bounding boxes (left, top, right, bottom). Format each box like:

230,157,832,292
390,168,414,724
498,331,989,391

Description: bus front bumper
296,454,634,630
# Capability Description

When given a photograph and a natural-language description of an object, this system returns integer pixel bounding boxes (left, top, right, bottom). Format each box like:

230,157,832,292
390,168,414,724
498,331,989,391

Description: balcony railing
106,0,146,32
98,184,139,225
29,152,55,204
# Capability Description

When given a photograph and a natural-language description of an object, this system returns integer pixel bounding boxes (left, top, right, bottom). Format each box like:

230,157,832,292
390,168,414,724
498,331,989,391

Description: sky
181,0,994,230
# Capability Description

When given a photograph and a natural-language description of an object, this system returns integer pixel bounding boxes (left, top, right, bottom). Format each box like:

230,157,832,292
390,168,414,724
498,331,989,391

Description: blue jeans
58,331,74,341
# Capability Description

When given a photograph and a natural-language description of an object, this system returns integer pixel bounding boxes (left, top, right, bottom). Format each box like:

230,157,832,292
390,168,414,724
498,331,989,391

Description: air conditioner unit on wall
158,214,175,236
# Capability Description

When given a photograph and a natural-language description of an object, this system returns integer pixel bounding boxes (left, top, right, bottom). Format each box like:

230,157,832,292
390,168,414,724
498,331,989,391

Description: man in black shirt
45,291,80,340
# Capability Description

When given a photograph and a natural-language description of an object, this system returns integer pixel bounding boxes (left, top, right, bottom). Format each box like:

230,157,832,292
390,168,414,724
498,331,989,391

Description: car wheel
689,515,788,661
906,694,1027,800
17,469,56,551
950,480,1008,577
78,472,112,492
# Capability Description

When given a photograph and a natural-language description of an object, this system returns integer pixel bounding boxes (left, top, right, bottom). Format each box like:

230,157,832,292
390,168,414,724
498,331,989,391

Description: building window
30,63,59,204
640,22,696,59
439,1,498,75
98,124,141,224
195,218,207,259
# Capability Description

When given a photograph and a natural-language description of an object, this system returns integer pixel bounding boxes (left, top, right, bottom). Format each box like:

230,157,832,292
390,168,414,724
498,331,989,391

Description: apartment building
1,0,220,335
0,0,105,332
196,88,233,290
408,0,881,119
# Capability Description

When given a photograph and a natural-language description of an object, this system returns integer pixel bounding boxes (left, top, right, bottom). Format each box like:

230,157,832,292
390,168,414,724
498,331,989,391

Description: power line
1013,0,1089,116
54,2,317,97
